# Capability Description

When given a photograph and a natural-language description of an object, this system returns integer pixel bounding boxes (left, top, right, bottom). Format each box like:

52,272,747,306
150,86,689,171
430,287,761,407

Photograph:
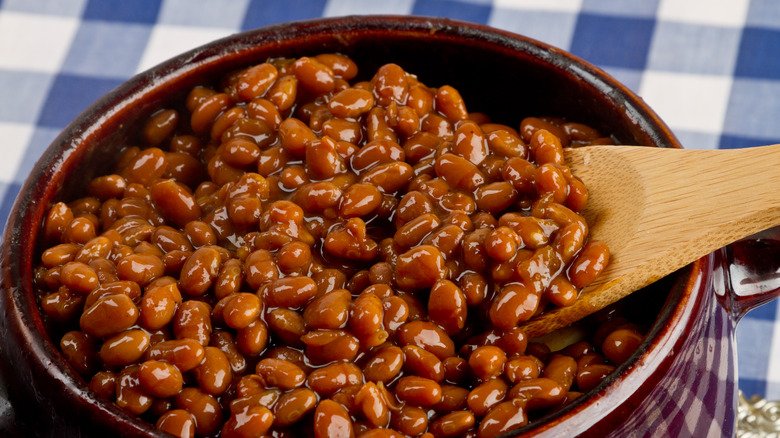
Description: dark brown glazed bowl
5,15,769,437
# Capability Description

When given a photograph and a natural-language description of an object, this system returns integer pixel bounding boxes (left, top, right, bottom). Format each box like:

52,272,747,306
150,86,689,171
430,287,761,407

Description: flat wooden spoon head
521,144,780,338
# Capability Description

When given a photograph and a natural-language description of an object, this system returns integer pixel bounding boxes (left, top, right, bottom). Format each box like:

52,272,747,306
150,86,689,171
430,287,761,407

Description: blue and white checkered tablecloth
1,0,779,406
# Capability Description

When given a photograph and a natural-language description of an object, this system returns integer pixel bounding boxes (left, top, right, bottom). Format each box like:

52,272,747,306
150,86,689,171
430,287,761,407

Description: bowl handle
716,226,780,320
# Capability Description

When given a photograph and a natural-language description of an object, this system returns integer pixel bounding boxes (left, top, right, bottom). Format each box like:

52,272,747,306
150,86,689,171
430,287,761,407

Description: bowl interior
3,16,682,436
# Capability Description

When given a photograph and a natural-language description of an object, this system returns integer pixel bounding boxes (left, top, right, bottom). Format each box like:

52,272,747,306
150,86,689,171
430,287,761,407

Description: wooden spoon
520,143,780,339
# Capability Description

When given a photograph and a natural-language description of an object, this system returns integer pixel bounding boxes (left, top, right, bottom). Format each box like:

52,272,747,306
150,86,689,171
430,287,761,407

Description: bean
274,387,318,427
156,409,196,438
149,179,201,228
434,153,484,191
307,362,363,396
477,399,528,438
263,276,318,309
427,279,467,335
602,328,643,365
349,293,388,348
222,292,262,329
436,85,468,123
508,377,566,410
403,345,444,382
173,300,212,346
475,181,518,214
395,245,446,290
100,329,150,367
236,62,278,101
314,399,354,438
175,388,224,436
266,308,306,347
209,330,247,375
576,364,615,392
115,365,152,416
430,410,476,437
121,147,167,186
360,161,414,194
329,88,374,118
179,247,221,296
489,283,540,329
395,376,442,407
355,382,390,428
340,183,382,218
363,345,404,384
116,253,165,287
193,346,233,395
138,360,184,398
267,75,298,112
235,319,269,357
44,202,74,243
469,346,507,381
294,56,335,95
568,240,610,288
301,329,360,364
80,294,138,338
139,283,179,331
146,338,205,372
314,53,358,79
391,405,428,437
467,378,508,416
60,331,99,376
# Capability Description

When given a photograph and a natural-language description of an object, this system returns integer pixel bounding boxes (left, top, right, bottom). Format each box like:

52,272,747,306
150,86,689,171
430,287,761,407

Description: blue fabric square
742,298,778,321
324,0,414,16
61,21,151,79
600,66,643,94
735,27,780,79
14,127,62,183
739,378,767,399
671,130,721,150
489,9,577,51
0,182,21,229
746,0,780,29
723,78,780,141
719,134,771,149
570,13,655,70
647,21,741,75
82,0,161,23
412,0,491,24
37,74,123,129
0,71,53,124
158,0,249,28
736,316,774,381
581,0,660,18
242,0,327,30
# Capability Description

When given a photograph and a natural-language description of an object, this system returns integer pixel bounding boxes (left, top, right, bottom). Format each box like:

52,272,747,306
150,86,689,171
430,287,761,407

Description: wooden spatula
520,144,780,339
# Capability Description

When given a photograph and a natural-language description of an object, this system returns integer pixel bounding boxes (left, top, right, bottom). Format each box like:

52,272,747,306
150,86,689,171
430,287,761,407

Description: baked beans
36,53,637,438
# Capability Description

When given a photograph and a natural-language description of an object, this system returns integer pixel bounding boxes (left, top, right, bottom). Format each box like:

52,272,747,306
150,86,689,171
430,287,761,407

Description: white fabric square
493,0,582,12
0,11,79,72
767,300,780,400
657,0,750,27
137,25,236,73
0,123,33,182
638,71,731,135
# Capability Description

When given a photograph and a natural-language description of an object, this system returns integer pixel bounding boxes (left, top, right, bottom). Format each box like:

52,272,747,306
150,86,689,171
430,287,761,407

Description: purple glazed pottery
0,15,778,437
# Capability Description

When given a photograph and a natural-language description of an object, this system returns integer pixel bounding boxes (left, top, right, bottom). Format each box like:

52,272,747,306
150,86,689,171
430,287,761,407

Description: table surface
0,0,778,406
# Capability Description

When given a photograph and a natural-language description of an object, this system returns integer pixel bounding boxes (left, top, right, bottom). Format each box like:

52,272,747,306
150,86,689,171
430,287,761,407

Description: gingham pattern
1,0,779,409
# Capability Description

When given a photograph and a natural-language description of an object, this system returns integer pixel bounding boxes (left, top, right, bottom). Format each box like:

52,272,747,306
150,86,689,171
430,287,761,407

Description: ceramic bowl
2,15,777,437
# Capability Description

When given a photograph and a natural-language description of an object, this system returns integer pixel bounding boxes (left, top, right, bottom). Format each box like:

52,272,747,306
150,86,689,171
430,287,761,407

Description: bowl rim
0,15,686,437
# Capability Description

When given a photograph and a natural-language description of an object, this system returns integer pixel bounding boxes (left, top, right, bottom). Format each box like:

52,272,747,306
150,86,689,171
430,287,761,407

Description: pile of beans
34,53,641,438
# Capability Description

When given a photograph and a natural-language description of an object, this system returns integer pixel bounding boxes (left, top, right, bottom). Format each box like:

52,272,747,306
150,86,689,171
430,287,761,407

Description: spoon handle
521,144,780,338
